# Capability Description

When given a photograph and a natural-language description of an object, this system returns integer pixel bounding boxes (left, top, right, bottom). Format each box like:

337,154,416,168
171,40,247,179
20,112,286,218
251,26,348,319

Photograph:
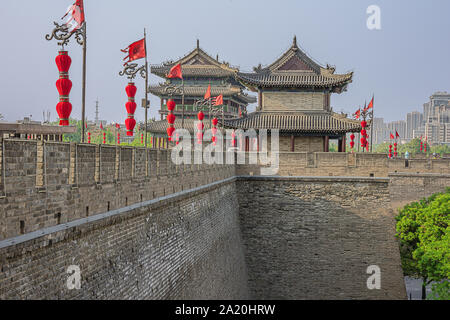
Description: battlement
237,151,450,177
0,139,235,240
0,139,449,240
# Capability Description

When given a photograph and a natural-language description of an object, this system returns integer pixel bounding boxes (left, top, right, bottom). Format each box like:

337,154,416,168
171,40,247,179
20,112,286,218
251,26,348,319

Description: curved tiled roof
222,112,362,134
148,84,256,103
151,43,238,79
236,36,353,91
152,65,236,78
148,118,213,134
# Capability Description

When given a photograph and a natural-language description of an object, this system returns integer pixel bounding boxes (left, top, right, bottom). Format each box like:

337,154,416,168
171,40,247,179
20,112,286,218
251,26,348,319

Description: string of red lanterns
197,111,204,144
350,133,355,151
212,118,218,146
389,144,393,159
125,82,137,136
167,99,176,141
87,132,91,144
360,120,368,151
55,51,73,126
394,142,398,158
103,132,106,144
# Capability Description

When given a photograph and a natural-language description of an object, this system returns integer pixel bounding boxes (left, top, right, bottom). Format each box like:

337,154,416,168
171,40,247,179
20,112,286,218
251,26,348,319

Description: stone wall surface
236,152,450,177
236,176,407,300
0,139,449,300
0,179,249,300
0,140,235,241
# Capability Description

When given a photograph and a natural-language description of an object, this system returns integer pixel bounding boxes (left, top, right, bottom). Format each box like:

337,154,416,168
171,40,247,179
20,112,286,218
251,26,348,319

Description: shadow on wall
236,178,407,300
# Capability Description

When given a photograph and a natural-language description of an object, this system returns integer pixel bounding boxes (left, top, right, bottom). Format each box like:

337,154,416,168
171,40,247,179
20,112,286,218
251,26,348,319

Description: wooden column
290,135,295,152
338,138,343,153
324,136,330,152
344,137,347,152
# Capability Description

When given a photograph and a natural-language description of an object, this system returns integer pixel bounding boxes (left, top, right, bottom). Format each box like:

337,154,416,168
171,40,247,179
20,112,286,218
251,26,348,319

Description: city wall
0,139,449,300
236,176,405,300
0,139,234,241
0,178,249,299
236,152,450,177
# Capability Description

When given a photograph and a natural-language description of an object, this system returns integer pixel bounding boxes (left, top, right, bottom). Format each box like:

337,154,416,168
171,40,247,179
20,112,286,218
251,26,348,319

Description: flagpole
81,22,87,143
144,28,149,148
370,94,374,153
181,79,185,129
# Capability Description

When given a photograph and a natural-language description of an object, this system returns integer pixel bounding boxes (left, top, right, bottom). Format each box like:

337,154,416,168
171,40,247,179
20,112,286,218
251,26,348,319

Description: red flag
213,94,223,106
167,64,183,79
121,39,146,66
62,0,85,33
353,109,360,120
366,95,374,111
204,84,211,100
395,131,400,139
390,133,395,140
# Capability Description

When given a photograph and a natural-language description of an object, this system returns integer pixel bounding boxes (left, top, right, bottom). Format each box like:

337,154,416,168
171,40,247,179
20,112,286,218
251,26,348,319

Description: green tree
62,119,82,143
396,188,450,300
374,138,430,156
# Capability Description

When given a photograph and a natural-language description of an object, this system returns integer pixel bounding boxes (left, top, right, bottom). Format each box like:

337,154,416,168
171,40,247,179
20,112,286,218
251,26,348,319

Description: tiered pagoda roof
149,84,255,104
222,111,361,134
151,40,239,80
237,36,353,93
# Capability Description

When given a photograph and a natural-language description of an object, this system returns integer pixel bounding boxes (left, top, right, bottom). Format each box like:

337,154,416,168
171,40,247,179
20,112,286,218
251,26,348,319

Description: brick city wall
0,178,249,299
0,139,449,300
236,152,450,177
0,139,235,241
389,173,450,207
236,176,406,300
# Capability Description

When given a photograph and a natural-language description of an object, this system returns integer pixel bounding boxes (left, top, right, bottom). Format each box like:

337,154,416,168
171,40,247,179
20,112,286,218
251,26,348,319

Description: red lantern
197,132,203,144
197,111,205,121
350,141,355,148
55,51,73,126
361,121,367,128
125,82,137,98
167,127,175,139
212,118,219,126
361,129,367,136
126,101,137,115
167,99,176,111
167,114,176,125
56,78,72,96
56,101,72,126
350,134,355,140
55,51,72,73
125,118,136,136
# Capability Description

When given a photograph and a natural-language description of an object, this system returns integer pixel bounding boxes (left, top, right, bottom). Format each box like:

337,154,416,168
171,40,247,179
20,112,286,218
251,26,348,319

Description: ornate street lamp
119,29,149,146
45,2,87,141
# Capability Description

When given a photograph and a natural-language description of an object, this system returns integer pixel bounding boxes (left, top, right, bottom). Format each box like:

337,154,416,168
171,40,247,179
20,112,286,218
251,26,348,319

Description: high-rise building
406,111,423,140
423,92,450,144
387,120,406,141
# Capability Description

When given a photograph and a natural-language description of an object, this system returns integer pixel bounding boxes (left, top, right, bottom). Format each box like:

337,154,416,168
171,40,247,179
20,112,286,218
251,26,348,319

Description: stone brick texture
236,177,406,300
0,180,249,299
0,139,449,300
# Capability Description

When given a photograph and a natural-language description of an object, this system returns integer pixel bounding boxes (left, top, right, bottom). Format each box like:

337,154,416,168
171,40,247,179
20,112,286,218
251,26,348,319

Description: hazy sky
0,0,449,124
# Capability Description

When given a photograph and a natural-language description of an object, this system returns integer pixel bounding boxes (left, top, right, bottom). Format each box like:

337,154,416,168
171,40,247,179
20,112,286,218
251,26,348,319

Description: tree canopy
396,188,450,300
